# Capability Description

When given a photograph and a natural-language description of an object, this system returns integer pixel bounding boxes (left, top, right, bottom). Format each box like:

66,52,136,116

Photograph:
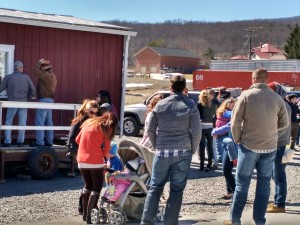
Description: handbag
281,148,295,163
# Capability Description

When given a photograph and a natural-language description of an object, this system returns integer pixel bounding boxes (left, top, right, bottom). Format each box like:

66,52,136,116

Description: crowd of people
1,62,297,225
139,69,295,225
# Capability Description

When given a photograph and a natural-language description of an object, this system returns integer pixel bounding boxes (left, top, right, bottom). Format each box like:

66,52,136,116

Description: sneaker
45,143,53,147
29,143,44,147
211,164,219,170
17,142,24,147
204,167,211,172
266,204,286,213
221,193,233,200
2,143,11,147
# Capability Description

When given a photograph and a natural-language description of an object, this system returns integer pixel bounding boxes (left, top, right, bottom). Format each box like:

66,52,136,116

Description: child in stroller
90,139,165,225
103,158,142,203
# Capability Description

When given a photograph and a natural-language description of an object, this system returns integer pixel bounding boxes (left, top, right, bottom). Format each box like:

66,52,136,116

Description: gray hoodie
274,82,291,147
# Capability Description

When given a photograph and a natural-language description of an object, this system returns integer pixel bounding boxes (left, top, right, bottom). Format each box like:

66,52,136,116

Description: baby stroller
90,139,165,225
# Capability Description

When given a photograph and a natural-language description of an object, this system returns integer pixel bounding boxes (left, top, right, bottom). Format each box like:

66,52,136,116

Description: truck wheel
123,117,139,136
28,147,59,179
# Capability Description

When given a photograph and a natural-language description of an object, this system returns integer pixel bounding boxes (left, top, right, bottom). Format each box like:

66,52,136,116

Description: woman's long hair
146,94,163,116
81,112,118,140
199,89,211,107
71,99,99,125
216,97,236,117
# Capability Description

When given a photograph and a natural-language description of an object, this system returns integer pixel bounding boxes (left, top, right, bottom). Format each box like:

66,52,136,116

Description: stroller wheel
121,212,127,225
99,208,108,224
91,208,99,224
108,211,123,225
156,205,165,222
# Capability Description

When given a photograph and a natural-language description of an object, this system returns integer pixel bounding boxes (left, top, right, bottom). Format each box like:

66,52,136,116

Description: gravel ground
0,136,299,225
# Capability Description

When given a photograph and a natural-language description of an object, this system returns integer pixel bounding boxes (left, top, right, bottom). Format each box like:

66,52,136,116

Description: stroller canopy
118,139,154,176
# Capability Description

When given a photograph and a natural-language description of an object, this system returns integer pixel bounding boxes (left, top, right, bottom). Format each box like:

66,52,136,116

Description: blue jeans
216,135,226,162
35,98,54,145
141,151,192,225
222,138,236,194
212,138,218,165
273,146,287,208
4,108,28,144
230,144,276,225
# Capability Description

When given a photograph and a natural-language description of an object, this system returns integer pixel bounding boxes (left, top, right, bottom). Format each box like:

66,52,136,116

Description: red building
0,8,136,138
135,46,199,74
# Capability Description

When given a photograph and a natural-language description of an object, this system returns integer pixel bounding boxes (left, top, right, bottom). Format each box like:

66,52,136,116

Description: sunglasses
88,110,97,115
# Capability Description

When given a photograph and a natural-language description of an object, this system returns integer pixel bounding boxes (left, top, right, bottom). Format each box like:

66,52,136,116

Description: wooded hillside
104,16,300,66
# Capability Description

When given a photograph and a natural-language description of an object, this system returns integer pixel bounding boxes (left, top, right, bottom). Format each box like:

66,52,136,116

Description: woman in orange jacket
76,112,118,224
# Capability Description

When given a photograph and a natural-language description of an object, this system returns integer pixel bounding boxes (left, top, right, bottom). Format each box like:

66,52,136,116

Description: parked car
123,90,201,136
126,72,134,77
287,91,300,98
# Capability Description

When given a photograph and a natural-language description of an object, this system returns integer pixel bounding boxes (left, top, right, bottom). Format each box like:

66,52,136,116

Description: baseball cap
14,61,24,68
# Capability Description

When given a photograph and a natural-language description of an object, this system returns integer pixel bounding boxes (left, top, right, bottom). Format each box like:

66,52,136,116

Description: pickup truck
123,90,201,136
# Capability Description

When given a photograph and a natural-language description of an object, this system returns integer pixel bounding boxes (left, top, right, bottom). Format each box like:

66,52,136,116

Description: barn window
0,44,15,98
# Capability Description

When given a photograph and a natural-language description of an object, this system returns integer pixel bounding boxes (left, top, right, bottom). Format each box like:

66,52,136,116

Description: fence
0,101,81,138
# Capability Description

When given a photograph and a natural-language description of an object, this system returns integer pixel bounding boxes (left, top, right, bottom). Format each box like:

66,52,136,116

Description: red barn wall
135,47,160,73
135,47,199,73
0,22,124,139
160,56,199,73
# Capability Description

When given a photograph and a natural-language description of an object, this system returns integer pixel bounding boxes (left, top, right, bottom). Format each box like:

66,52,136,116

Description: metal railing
0,101,81,132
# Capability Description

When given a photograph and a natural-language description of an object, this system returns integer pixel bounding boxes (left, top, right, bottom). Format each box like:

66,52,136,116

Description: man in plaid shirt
141,75,202,225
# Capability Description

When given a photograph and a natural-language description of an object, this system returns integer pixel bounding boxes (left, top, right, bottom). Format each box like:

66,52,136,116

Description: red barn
0,8,136,140
135,46,199,74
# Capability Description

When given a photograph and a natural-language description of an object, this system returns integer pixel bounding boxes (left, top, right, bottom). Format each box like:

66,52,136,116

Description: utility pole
248,27,253,60
242,26,262,60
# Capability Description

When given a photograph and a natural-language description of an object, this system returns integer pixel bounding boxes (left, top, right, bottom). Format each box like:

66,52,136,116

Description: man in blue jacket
140,75,201,225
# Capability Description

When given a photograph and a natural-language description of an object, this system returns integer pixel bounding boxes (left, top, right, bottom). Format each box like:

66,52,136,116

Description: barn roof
150,46,199,58
0,8,136,36
136,46,199,58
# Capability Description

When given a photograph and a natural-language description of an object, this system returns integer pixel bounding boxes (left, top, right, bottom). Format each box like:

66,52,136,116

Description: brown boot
81,189,91,222
86,191,100,224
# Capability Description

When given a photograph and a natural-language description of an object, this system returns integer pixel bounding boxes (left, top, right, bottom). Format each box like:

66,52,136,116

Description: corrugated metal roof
210,60,300,72
149,46,199,58
0,8,136,36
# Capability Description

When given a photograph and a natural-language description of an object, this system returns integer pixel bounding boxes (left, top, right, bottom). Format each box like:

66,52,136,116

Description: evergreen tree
202,48,215,68
284,24,300,59
203,47,215,60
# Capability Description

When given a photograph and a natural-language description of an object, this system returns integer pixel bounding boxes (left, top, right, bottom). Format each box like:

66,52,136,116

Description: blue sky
0,0,299,23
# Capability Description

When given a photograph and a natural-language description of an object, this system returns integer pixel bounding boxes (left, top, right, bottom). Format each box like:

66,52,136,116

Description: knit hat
125,159,139,171
109,142,117,156
268,82,287,99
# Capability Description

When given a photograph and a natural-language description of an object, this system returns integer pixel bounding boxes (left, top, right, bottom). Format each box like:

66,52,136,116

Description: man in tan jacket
223,68,289,225
31,59,57,147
